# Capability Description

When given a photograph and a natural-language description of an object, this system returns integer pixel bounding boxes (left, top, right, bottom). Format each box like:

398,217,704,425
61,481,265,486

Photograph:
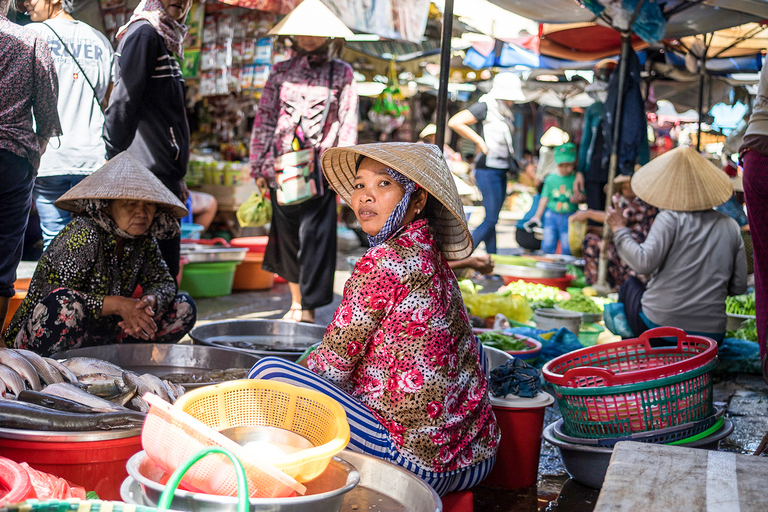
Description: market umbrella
664,21,768,149
481,0,765,293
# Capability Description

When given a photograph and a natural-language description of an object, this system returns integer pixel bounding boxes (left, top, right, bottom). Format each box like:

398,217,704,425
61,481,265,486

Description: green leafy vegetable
478,331,529,351
726,292,756,316
726,318,758,342
559,295,602,314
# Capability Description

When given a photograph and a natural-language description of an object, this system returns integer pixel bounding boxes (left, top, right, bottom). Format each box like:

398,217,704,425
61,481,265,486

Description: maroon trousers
741,149,768,381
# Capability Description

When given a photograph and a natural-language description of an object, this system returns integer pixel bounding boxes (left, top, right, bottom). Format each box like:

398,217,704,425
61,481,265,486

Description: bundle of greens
726,292,756,316
477,331,530,351
726,318,758,343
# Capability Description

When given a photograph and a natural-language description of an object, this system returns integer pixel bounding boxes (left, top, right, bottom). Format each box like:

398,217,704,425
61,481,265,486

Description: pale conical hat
321,143,473,260
268,0,354,39
55,152,188,219
631,146,733,211
540,126,570,146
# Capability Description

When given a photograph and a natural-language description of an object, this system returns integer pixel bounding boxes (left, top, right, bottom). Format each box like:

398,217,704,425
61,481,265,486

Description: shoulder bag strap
314,58,335,145
42,22,101,110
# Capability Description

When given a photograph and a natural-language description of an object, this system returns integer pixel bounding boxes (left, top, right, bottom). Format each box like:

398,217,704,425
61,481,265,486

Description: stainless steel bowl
555,305,603,324
124,450,359,512
180,247,248,263
51,343,261,389
219,426,314,462
494,263,566,279
0,426,141,442
190,320,326,361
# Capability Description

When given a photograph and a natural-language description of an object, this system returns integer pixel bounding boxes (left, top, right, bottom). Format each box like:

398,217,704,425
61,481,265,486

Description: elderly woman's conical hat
55,152,188,219
268,0,354,39
321,143,473,260
630,147,733,211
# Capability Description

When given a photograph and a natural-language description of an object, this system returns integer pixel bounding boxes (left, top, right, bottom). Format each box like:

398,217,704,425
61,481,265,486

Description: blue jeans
541,209,572,255
472,167,507,254
0,150,35,298
34,175,88,249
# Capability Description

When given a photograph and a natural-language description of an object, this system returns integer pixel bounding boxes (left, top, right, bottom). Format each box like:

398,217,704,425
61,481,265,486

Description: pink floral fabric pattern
249,55,358,181
307,219,499,472
0,16,62,170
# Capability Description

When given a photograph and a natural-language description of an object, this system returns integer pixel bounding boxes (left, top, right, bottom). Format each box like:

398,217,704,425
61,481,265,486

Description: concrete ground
15,203,768,510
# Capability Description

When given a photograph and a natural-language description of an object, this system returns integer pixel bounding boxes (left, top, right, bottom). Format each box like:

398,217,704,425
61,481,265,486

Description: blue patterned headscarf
367,167,418,247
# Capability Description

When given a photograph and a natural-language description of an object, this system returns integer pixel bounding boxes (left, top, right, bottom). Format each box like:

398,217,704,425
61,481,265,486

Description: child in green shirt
524,142,582,254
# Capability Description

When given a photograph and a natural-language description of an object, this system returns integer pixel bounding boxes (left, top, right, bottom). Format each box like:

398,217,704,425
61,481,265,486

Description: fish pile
163,367,249,384
0,348,185,432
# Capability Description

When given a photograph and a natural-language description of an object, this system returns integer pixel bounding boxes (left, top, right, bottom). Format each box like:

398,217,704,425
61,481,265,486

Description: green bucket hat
554,143,577,164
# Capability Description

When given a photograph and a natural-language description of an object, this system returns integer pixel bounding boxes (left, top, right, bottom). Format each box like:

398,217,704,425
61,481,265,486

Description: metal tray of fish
121,449,441,512
189,320,326,361
180,246,248,263
0,425,142,442
51,343,260,389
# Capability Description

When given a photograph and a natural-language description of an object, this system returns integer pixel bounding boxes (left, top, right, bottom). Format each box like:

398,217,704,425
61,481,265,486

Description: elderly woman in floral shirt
250,143,499,496
5,152,196,356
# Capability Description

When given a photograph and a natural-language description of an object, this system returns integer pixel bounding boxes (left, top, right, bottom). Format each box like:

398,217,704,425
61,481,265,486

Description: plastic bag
568,216,587,257
368,58,410,134
462,293,533,324
236,189,272,227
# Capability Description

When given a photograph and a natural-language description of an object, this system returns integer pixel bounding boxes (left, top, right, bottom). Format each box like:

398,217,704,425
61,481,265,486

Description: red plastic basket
542,327,718,388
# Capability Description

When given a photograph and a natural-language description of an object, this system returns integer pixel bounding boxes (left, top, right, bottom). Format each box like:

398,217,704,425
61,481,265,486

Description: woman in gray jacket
607,147,747,342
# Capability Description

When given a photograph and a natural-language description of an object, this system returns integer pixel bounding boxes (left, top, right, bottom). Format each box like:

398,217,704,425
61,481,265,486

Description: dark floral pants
13,288,197,356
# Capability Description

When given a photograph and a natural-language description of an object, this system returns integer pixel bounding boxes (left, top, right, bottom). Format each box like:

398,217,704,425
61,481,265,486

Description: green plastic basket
553,359,717,439
0,447,249,512
180,261,239,298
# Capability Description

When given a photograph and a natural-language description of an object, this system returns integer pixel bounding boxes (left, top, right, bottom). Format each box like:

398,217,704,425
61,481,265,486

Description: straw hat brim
604,174,632,194
55,152,188,219
631,147,733,211
321,143,473,260
268,0,355,39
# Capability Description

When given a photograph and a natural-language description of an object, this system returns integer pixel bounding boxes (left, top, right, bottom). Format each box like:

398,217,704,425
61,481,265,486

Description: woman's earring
416,209,421,214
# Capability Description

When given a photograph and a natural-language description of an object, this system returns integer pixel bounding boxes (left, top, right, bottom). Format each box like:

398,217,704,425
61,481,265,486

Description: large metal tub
52,343,260,389
122,449,441,512
189,320,326,361
123,450,360,512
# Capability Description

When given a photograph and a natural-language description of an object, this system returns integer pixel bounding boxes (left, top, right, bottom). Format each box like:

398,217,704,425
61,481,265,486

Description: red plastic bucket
483,392,554,489
0,431,142,500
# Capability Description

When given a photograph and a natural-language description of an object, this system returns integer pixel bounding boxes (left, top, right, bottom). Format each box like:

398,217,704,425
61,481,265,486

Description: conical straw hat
268,0,354,39
321,143,473,260
631,146,733,211
55,152,188,219
540,126,569,146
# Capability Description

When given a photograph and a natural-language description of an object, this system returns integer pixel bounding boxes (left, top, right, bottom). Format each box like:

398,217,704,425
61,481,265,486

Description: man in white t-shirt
24,0,113,248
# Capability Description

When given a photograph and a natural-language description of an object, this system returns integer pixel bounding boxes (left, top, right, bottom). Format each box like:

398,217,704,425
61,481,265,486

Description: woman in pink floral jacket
249,143,499,495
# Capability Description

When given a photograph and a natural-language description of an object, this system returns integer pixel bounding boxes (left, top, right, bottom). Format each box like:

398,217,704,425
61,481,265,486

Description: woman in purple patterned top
0,0,61,338
249,1,357,324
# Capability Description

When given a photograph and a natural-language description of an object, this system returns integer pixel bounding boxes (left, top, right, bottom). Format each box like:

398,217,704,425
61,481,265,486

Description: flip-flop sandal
282,306,303,323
